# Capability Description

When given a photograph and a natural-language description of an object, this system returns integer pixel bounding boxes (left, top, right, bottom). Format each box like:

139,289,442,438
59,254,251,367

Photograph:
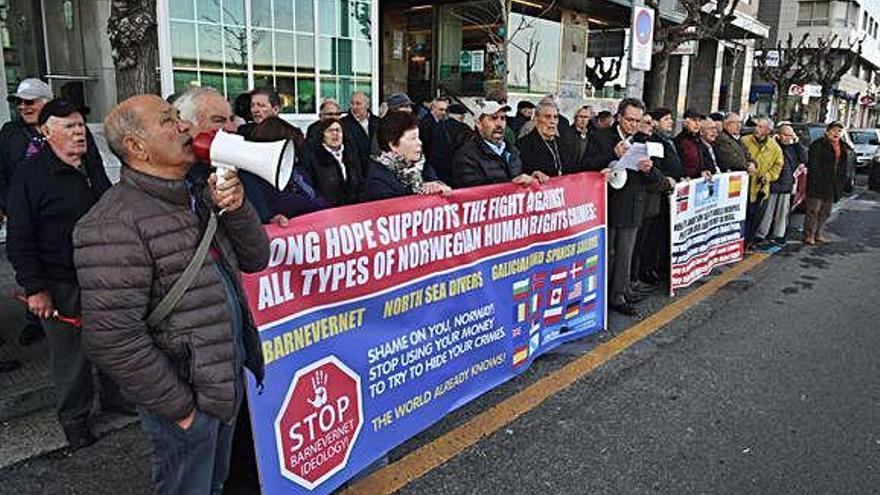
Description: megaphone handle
215,164,234,185
213,164,235,216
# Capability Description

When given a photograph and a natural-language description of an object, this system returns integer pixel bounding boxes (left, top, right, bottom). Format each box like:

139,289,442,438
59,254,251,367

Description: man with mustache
73,95,269,494
5,99,118,448
453,100,549,188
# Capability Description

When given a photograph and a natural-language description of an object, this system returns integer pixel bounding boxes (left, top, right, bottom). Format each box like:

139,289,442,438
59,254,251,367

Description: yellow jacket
741,135,783,203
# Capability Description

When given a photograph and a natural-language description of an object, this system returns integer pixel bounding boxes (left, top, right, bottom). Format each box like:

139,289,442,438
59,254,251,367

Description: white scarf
324,143,346,181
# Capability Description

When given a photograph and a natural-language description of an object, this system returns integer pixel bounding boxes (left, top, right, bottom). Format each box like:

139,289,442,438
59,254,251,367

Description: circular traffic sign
635,10,652,45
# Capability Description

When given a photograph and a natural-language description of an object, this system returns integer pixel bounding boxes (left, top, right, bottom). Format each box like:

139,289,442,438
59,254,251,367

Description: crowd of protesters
0,78,853,494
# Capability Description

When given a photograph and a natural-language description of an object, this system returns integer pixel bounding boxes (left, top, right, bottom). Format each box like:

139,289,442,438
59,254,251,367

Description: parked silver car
848,128,880,169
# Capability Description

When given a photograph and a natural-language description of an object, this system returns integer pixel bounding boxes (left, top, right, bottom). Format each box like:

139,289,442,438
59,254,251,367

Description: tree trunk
109,0,160,101
775,89,789,122
818,92,831,122
643,52,670,108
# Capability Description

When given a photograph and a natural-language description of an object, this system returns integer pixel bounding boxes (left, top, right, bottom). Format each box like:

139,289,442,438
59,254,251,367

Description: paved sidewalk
0,244,54,422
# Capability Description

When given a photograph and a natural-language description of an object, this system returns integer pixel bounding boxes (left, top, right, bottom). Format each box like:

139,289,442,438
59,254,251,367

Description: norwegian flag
676,184,690,213
569,262,583,280
550,267,568,285
531,271,547,291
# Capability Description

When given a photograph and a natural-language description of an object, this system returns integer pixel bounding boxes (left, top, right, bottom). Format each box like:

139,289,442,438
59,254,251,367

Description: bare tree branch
585,56,623,91
646,0,741,56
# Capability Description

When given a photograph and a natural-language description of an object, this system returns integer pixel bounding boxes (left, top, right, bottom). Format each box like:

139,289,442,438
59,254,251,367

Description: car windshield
849,131,877,144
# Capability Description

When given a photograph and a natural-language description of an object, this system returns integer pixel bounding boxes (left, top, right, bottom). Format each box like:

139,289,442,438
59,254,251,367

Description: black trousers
746,198,769,244
608,226,639,306
41,281,124,431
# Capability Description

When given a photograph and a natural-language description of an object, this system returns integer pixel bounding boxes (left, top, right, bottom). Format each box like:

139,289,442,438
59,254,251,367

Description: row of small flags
512,256,600,328
510,250,602,368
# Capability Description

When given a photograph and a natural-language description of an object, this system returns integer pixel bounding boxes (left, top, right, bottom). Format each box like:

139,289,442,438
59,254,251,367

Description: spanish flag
512,346,529,367
729,175,743,198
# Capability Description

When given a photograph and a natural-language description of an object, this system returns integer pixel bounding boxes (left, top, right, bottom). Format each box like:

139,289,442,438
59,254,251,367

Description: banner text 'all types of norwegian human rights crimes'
670,171,749,292
241,173,608,494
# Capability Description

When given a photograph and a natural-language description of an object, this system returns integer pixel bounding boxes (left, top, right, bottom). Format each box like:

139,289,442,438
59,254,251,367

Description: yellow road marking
343,253,771,495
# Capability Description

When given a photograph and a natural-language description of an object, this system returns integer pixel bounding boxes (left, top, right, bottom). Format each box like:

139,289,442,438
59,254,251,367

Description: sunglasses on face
17,99,39,107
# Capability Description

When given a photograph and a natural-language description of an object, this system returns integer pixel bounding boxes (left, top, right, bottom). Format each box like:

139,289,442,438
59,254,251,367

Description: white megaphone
193,129,294,190
606,165,627,189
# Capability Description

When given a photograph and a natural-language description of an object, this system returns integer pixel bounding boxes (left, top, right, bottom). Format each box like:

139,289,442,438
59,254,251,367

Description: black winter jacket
363,160,439,201
303,141,364,206
340,113,378,177
518,129,578,177
6,147,112,295
0,119,41,212
580,124,663,227
773,141,807,194
452,135,523,188
807,137,847,201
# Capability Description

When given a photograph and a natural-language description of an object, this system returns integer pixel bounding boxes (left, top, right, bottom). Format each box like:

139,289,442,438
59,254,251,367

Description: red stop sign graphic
275,356,364,489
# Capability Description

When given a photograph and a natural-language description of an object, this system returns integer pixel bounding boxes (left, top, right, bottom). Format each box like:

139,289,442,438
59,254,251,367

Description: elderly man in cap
453,100,549,188
803,121,848,245
1,78,54,349
5,99,121,449
386,92,414,113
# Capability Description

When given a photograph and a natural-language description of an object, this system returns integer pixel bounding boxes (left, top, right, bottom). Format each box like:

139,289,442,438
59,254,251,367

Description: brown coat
73,166,269,422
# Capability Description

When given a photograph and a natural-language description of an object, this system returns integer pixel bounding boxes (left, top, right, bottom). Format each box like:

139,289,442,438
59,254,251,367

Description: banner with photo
242,173,608,494
670,172,749,293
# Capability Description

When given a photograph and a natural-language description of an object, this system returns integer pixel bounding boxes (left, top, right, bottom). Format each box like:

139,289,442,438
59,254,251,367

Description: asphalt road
1,189,878,495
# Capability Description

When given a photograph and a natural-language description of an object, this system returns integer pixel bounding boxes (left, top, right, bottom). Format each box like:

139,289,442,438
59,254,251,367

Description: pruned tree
450,0,557,97
585,56,623,92
108,0,159,99
508,16,541,92
643,0,740,108
813,34,864,121
753,33,818,121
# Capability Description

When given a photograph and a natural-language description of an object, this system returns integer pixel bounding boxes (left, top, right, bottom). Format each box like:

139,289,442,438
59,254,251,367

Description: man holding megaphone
73,94,270,495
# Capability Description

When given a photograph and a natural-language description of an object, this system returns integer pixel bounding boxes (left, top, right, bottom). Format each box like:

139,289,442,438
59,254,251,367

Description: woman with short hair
363,111,451,201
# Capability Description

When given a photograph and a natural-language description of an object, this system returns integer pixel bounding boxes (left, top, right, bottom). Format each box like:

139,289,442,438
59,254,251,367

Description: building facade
3,0,769,127
755,0,880,126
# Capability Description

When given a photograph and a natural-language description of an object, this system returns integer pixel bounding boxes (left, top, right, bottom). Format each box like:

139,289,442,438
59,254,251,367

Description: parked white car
848,128,880,169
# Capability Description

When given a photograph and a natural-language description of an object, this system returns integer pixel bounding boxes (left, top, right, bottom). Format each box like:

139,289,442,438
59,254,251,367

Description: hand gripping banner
241,173,608,494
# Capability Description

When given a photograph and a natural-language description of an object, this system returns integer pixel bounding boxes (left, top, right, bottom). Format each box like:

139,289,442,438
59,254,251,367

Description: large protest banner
241,173,607,494
670,172,749,293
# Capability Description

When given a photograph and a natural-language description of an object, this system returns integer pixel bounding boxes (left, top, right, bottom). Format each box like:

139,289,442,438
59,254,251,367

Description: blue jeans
138,407,237,495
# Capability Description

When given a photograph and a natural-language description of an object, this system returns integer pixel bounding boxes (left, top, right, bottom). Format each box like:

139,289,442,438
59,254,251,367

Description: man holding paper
581,98,663,317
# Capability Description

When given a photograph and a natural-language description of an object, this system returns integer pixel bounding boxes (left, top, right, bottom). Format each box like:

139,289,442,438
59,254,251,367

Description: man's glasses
17,99,38,107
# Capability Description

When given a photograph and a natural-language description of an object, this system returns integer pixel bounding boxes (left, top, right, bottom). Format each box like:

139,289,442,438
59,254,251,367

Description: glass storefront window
507,13,561,95
168,0,372,115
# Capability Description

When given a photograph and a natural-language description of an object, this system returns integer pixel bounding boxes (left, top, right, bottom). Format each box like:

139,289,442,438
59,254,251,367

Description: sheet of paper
613,142,649,171
646,141,664,158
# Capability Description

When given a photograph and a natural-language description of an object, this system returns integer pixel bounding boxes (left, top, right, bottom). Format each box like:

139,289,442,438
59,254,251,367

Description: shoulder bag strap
145,211,218,328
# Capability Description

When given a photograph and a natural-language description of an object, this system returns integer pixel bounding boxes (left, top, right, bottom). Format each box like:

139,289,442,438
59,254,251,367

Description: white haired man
6,99,120,449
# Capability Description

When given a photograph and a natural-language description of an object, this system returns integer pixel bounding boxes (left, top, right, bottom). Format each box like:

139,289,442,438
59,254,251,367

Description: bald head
105,95,194,178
